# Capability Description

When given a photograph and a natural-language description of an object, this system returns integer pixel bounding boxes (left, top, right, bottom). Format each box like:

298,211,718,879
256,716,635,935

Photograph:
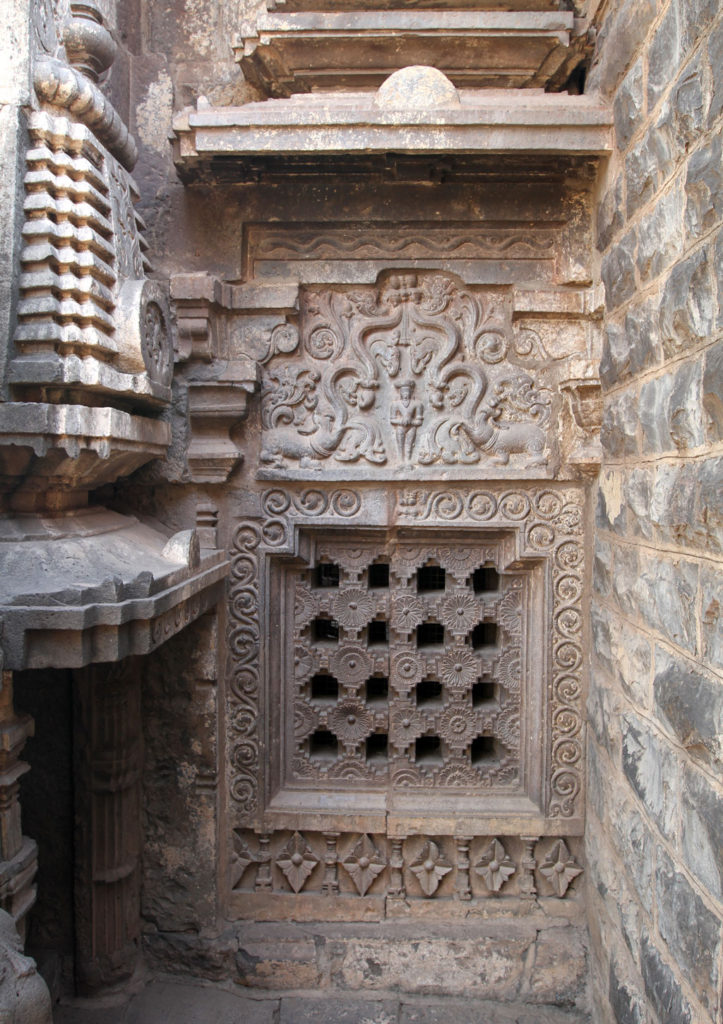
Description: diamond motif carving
231,831,582,903
539,839,583,897
342,835,386,896
474,838,515,893
409,841,453,897
276,831,319,893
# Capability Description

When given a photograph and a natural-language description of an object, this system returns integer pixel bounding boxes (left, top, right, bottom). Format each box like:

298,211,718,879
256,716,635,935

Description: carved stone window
281,532,529,797
259,515,556,834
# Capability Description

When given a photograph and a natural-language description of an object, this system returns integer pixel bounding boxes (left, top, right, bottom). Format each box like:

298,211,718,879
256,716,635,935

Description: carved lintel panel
257,272,598,480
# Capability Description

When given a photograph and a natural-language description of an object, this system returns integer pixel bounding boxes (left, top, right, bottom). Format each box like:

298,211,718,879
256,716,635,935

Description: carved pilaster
73,662,142,994
0,673,37,940
519,835,539,901
454,836,472,902
321,832,340,896
387,837,405,901
254,834,273,893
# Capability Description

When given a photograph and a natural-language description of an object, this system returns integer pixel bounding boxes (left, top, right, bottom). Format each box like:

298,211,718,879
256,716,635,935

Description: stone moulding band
34,58,138,170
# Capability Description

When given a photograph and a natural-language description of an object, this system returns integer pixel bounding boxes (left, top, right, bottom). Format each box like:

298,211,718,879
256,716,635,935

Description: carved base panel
231,829,583,915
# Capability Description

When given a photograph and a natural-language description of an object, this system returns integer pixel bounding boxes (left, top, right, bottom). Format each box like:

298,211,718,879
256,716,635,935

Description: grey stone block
647,2,683,111
636,185,683,285
700,563,723,667
593,538,612,597
600,301,661,388
613,60,643,152
599,321,627,388
681,0,720,50
625,140,658,219
601,231,637,310
659,247,715,356
654,646,723,769
639,375,673,455
716,228,723,332
669,358,704,450
682,762,723,901
655,56,709,160
608,960,644,1024
634,555,698,652
587,663,617,756
601,774,655,920
703,340,723,442
596,174,623,253
586,0,656,97
709,15,723,126
623,467,653,539
650,461,699,548
698,455,723,552
640,934,693,1024
586,825,648,961
600,391,638,458
280,997,399,1024
610,618,651,708
144,930,238,983
655,847,721,1017
620,713,679,841
685,134,723,241
611,545,639,619
623,299,661,376
586,738,607,826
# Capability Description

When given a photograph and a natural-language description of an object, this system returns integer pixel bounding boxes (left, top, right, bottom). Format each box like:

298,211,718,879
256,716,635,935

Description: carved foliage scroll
259,273,554,476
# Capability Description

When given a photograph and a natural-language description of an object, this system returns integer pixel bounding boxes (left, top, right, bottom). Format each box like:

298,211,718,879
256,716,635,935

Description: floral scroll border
396,486,585,820
227,484,585,825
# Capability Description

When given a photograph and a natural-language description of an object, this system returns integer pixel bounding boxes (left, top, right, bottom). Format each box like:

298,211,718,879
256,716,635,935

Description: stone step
54,980,591,1024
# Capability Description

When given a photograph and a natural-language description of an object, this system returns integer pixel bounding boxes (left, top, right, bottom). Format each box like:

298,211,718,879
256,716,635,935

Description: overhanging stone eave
173,95,613,171
0,508,229,670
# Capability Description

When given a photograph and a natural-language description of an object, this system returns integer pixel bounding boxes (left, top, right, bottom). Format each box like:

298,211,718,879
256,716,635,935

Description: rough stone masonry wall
586,0,723,1022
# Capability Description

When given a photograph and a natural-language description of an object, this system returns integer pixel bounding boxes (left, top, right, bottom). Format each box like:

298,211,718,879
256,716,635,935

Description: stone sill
268,1,568,9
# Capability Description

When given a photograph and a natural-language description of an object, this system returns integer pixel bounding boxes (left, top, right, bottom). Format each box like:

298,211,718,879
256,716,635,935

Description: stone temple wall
0,0,720,1021
586,1,723,1022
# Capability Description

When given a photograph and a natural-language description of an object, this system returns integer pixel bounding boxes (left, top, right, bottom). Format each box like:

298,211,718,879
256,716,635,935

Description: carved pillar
73,662,142,994
0,672,37,941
